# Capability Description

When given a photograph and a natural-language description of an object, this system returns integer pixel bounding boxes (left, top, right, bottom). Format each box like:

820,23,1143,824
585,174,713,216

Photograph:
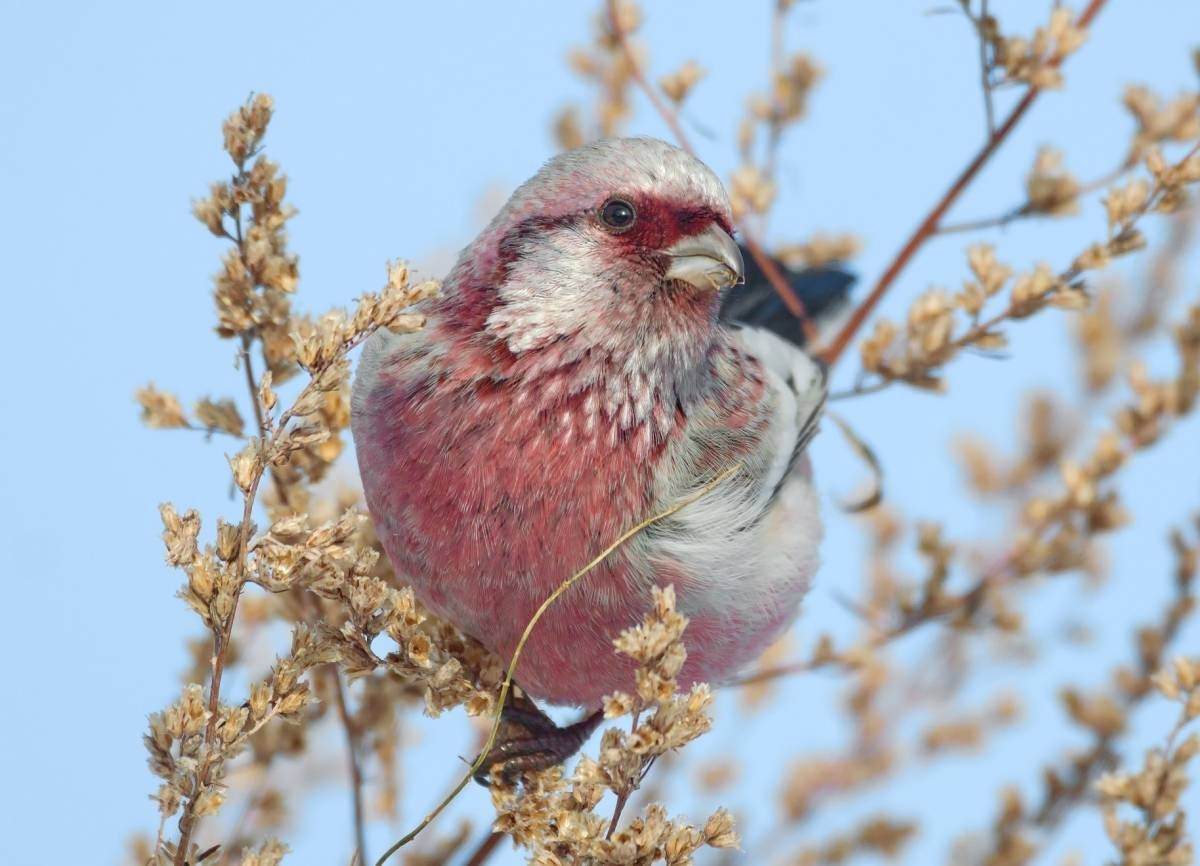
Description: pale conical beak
663,223,745,291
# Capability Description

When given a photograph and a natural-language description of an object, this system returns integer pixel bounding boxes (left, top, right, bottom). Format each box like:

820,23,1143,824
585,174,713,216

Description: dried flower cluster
553,0,642,150
1024,147,1083,218
1097,655,1200,864
136,95,465,866
991,7,1088,90
731,45,821,223
489,587,738,865
857,144,1200,392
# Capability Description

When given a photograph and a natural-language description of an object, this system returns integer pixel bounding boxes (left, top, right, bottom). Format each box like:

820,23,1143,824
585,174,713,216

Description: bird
351,137,836,781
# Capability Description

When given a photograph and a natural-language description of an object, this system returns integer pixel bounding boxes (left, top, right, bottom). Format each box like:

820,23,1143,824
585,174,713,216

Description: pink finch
352,137,825,774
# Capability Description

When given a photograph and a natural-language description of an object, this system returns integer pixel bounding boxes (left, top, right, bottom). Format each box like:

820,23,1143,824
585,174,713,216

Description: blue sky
2,1,1198,864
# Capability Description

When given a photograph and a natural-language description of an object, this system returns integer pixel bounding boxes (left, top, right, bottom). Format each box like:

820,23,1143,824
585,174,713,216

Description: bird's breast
353,359,686,678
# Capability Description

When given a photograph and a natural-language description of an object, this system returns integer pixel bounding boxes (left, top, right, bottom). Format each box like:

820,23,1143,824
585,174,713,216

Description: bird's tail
718,244,855,349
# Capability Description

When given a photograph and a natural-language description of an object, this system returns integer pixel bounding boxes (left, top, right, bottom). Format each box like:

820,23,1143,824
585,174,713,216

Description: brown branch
604,0,813,335
815,0,1111,368
935,204,1033,236
463,830,504,866
332,670,369,866
605,707,644,839
174,273,343,865
238,340,293,512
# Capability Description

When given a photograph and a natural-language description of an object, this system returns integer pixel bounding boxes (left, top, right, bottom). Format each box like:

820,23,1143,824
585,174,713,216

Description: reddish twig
743,235,817,342
463,830,504,866
815,0,1111,368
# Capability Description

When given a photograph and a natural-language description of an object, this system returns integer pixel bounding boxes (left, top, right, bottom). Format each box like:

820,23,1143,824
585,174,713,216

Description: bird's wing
632,325,825,623
718,245,855,348
729,324,827,506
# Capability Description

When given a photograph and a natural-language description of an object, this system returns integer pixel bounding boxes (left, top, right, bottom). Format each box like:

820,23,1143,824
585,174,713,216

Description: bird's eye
598,199,636,231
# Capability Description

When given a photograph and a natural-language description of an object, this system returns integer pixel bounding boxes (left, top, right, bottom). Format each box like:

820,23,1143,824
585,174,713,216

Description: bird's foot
473,694,603,786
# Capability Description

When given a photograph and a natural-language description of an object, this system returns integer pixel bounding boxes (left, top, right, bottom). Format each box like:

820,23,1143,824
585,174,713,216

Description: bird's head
442,138,743,374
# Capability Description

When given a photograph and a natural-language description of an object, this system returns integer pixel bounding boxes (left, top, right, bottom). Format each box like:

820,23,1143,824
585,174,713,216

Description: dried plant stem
605,0,692,153
462,830,504,866
605,707,645,839
816,0,1110,368
845,139,1199,398
173,316,389,862
295,574,370,864
173,470,261,866
238,336,293,510
936,160,1134,235
604,0,813,333
174,331,274,866
331,669,369,865
966,0,997,138
761,0,789,184
374,462,743,865
986,550,1194,859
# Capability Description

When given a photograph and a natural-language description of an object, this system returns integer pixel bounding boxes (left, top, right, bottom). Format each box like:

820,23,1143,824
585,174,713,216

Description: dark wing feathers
719,245,855,349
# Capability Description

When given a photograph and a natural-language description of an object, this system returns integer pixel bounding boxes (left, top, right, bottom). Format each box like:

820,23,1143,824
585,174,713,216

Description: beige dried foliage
776,233,862,269
992,7,1088,90
137,384,190,430
729,163,777,220
658,60,704,106
552,1,642,149
791,815,916,866
1025,147,1082,217
858,144,1200,394
138,95,457,866
1124,85,1200,161
1097,656,1200,865
489,587,736,865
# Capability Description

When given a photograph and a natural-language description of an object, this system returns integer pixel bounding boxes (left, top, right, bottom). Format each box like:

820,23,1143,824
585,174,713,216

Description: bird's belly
355,381,817,706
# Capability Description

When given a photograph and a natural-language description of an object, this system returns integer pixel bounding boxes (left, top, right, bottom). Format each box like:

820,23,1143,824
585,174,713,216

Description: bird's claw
473,702,603,787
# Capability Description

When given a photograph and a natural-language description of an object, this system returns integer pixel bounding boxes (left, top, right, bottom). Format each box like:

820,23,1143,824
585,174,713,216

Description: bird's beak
663,223,745,291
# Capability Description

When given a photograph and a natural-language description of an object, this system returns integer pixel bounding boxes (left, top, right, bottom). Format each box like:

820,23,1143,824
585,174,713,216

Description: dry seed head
659,60,705,105
1026,147,1081,216
769,53,822,123
729,164,777,218
994,7,1087,89
1104,178,1151,230
194,397,244,437
137,385,189,429
776,233,862,269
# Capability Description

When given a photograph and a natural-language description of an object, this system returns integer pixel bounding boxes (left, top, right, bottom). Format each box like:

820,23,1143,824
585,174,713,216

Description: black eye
599,199,636,231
